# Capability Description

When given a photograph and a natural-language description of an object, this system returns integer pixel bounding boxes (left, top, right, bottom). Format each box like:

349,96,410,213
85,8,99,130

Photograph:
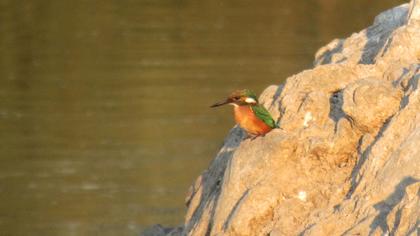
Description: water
0,0,405,235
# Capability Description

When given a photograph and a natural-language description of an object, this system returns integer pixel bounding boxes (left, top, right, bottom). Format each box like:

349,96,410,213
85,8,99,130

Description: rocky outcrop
148,1,420,235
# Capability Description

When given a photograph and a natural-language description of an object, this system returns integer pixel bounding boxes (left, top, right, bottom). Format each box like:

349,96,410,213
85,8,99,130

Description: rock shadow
269,84,285,126
346,116,393,199
328,90,345,132
400,71,420,108
314,39,344,65
222,189,250,231
270,84,284,109
368,176,419,235
185,127,245,235
359,24,391,64
358,6,408,64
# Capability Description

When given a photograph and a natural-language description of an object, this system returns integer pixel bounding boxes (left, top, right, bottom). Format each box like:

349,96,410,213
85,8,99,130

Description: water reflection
0,0,405,235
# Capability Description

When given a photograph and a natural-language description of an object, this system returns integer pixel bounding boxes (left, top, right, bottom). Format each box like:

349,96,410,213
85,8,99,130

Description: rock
341,78,403,133
160,1,420,235
314,3,410,66
141,225,183,236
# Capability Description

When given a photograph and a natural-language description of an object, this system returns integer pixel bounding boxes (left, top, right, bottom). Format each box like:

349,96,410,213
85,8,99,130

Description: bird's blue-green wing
251,104,278,128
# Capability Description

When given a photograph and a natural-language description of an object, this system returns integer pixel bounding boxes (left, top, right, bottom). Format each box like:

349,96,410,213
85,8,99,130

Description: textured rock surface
146,1,420,235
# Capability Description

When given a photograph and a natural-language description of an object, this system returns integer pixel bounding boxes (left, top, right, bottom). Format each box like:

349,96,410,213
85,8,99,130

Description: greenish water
0,0,405,235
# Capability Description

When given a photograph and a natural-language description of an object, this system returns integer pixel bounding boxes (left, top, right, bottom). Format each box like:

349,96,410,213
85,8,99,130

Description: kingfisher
211,89,278,138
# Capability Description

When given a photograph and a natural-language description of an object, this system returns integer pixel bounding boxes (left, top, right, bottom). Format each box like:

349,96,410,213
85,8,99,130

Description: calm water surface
0,0,405,235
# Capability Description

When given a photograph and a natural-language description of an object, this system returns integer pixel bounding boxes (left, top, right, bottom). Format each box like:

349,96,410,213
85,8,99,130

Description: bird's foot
244,134,256,140
246,133,265,141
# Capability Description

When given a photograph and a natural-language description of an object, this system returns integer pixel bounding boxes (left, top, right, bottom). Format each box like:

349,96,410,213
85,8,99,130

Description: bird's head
210,89,258,108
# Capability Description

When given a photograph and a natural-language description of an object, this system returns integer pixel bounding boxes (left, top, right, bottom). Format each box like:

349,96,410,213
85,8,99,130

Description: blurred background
0,0,406,235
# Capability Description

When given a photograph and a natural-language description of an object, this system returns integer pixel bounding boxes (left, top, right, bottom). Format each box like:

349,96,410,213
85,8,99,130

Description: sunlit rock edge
144,0,420,235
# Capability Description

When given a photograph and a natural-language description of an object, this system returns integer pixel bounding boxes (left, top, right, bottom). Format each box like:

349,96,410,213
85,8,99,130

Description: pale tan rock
159,1,420,235
314,3,409,66
342,78,403,133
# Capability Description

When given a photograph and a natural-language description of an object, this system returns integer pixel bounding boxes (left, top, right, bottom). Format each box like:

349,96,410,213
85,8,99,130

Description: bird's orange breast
233,105,272,135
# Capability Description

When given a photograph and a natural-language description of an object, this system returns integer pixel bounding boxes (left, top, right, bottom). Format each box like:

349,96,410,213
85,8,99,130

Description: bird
211,89,278,139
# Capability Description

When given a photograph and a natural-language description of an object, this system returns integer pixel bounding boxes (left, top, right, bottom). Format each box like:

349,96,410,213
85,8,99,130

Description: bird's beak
210,99,231,108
